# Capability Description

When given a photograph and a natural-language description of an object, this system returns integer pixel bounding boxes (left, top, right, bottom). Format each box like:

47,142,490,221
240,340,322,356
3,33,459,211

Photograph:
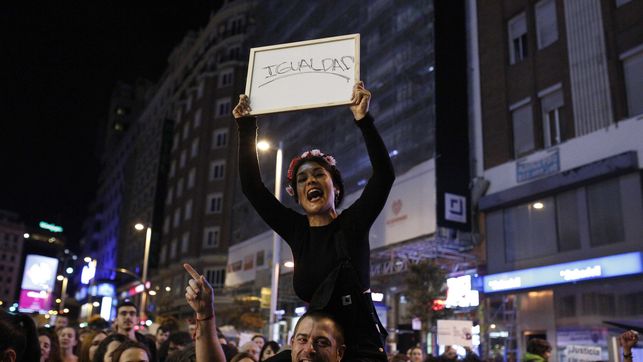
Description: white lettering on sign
559,265,601,281
488,277,521,291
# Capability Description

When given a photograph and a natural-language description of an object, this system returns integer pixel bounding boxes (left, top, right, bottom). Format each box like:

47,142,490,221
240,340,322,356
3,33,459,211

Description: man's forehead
119,306,137,313
295,317,336,338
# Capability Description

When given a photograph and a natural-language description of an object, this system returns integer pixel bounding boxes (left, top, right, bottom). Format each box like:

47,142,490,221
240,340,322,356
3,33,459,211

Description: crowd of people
1,84,640,362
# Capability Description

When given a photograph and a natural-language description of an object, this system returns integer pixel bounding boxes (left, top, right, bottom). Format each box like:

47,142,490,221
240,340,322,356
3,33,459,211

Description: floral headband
285,149,337,197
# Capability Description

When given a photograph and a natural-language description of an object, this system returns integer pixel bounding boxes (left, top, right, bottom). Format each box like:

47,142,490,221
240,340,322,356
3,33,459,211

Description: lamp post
134,223,152,320
257,140,283,330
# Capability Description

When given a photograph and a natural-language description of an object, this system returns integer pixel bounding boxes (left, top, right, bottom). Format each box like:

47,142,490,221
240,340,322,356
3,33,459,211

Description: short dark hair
526,338,552,356
110,340,151,362
157,325,171,334
93,333,128,362
168,332,193,347
1,310,40,362
292,310,344,347
288,156,345,207
116,300,138,314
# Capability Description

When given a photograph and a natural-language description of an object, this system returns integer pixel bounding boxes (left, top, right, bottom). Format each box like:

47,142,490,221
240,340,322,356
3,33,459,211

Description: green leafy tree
404,260,451,336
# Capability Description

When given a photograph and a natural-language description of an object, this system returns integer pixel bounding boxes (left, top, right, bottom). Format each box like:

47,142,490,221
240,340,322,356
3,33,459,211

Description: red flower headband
285,149,337,197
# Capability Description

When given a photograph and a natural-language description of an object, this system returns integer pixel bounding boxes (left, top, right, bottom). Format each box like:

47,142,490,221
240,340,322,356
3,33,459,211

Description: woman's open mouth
306,188,323,201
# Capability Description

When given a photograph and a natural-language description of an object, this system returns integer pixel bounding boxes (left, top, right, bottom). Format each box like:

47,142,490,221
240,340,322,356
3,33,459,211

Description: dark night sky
1,2,222,246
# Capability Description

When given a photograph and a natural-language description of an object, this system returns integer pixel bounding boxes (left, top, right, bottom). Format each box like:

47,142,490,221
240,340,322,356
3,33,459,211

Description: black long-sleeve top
237,113,395,303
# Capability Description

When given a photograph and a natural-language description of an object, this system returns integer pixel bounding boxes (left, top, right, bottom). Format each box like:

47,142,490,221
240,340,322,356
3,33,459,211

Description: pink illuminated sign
19,254,58,313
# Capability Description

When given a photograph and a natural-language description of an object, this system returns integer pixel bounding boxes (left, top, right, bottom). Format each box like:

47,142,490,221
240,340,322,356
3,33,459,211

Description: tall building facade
0,210,24,305
471,0,643,360
223,0,479,350
148,0,258,319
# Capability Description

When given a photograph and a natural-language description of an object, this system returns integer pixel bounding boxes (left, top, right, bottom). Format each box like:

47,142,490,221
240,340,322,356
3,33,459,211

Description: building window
535,0,558,49
163,216,170,235
173,209,181,228
191,138,199,158
197,80,204,99
187,168,196,189
172,134,179,151
508,12,528,64
204,268,226,289
169,160,176,178
206,193,223,214
219,69,234,87
587,178,624,246
616,0,632,7
210,160,226,180
216,98,231,117
182,121,190,140
194,108,202,128
181,232,190,254
203,226,220,248
621,45,643,117
184,199,193,220
176,109,182,123
160,245,167,264
179,150,187,169
504,197,558,262
256,250,265,267
555,189,581,252
213,128,228,148
511,101,535,157
170,239,178,259
166,187,173,205
540,86,564,147
186,95,192,112
176,178,184,197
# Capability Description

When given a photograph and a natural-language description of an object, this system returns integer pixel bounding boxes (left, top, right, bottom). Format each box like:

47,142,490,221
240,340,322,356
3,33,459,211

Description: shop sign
565,345,602,361
483,252,643,293
516,148,560,183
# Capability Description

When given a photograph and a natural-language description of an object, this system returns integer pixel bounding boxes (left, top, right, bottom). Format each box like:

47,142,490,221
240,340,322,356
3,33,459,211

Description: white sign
445,275,479,308
445,193,467,223
245,34,360,115
437,320,473,347
565,345,602,361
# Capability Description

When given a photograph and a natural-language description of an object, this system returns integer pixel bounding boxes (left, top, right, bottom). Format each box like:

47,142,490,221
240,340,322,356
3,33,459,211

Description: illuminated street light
532,202,544,210
257,139,284,332
84,256,92,263
57,275,64,281
55,298,62,304
284,261,294,268
66,267,74,274
24,233,30,239
148,290,157,296
133,224,152,320
63,308,69,313
134,223,145,231
165,286,171,292
92,301,100,307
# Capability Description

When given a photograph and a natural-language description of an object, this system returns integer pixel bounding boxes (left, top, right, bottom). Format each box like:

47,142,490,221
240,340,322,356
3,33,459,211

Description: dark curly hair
288,155,345,207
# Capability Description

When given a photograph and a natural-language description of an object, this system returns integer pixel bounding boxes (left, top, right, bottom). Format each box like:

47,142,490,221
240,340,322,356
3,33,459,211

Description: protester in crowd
234,82,393,362
521,339,551,362
620,330,640,361
155,326,171,352
87,331,108,362
79,330,107,362
159,332,193,362
437,346,458,362
289,311,346,362
39,328,62,362
238,342,260,362
164,345,196,362
461,347,481,362
408,347,424,362
58,327,79,362
0,310,40,362
55,317,69,333
114,301,157,362
250,336,265,351
110,341,151,362
230,352,256,362
92,334,127,362
258,341,280,362
388,353,409,362
183,263,226,362
87,317,110,331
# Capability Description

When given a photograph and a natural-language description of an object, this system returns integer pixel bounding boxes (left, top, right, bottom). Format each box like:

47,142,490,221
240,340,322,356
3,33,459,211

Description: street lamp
257,140,283,329
134,223,152,320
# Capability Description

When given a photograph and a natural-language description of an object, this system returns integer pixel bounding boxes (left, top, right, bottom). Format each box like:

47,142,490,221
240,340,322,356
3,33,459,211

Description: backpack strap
334,230,351,262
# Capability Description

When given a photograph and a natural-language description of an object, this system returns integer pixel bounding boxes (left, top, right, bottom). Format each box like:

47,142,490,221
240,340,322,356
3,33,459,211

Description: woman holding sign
233,82,394,362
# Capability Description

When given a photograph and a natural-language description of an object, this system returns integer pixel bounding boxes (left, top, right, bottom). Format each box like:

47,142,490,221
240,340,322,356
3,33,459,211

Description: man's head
55,316,69,331
442,346,457,361
155,326,171,346
115,301,139,334
527,339,551,360
290,311,345,362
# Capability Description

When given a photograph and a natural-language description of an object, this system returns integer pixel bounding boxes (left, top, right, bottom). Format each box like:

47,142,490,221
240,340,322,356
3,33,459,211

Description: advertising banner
19,254,58,313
